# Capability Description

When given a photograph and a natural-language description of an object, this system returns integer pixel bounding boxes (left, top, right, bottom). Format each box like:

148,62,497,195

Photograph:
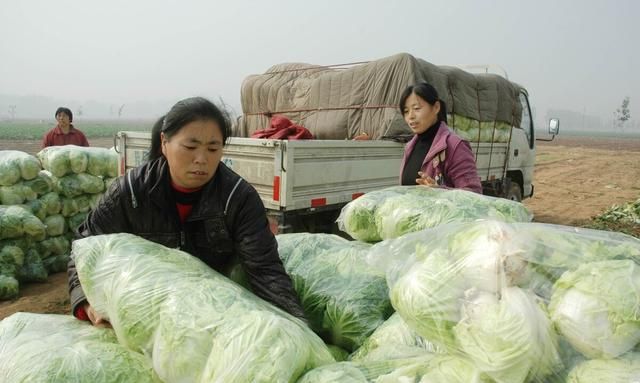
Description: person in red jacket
41,107,90,148
399,82,482,193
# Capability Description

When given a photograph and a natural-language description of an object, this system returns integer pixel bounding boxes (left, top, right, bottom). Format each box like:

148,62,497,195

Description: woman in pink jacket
399,82,482,193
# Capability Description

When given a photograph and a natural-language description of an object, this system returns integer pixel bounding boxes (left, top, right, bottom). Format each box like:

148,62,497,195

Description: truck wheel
505,182,522,202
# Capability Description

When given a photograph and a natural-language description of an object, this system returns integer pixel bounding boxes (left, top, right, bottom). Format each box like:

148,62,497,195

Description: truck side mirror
548,118,560,135
536,118,560,142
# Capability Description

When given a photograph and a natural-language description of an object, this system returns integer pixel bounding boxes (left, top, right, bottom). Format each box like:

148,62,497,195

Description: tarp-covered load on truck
238,52,524,142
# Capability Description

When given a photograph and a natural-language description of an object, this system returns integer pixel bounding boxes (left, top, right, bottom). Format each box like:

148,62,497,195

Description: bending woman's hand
416,171,437,187
83,302,112,328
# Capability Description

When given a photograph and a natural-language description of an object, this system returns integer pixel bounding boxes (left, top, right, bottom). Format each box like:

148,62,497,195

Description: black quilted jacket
67,157,305,318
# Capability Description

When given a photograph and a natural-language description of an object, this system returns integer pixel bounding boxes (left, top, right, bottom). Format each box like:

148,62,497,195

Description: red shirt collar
170,180,203,193
53,124,76,135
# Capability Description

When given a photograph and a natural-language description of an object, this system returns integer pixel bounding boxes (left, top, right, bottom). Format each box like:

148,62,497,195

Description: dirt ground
1,135,639,320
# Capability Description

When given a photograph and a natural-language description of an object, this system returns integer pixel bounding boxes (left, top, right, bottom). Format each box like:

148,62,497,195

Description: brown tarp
237,53,523,140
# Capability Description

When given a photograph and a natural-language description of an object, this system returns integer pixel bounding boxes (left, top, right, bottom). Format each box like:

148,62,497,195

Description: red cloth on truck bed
251,115,313,140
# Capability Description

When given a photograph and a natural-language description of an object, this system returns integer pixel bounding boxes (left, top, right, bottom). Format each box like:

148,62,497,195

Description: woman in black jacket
68,97,305,326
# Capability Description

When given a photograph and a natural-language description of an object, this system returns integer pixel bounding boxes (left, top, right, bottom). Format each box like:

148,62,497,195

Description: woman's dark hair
55,107,73,122
148,97,232,161
399,82,448,124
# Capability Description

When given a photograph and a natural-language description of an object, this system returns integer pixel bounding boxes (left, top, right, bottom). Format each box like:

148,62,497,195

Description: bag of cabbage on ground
565,353,640,382
37,145,118,178
515,222,640,285
350,312,442,362
0,150,41,186
277,233,393,352
53,172,105,197
298,354,488,383
0,205,46,241
0,312,160,382
367,219,640,382
367,220,564,382
337,186,532,242
72,233,334,382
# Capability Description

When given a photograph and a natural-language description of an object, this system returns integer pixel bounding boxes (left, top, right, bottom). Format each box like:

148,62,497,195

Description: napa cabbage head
549,260,640,359
566,353,640,383
350,312,440,362
454,287,563,383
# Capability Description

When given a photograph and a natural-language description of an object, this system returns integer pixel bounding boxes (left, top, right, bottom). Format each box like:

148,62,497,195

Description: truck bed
115,132,405,212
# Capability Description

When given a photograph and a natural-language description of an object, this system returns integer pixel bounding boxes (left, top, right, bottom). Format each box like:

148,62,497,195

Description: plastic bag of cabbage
0,312,160,382
0,206,48,295
337,186,532,242
72,233,334,382
0,170,56,205
367,219,640,382
277,233,393,352
298,354,488,383
0,205,46,241
0,151,49,205
37,145,118,178
350,312,442,362
0,150,41,186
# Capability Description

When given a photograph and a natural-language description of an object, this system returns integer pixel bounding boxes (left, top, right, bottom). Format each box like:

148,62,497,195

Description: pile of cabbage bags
37,145,118,233
337,186,532,242
450,115,513,143
0,205,48,298
277,233,393,353
72,233,335,382
308,219,639,382
0,312,160,382
0,150,42,205
0,147,117,300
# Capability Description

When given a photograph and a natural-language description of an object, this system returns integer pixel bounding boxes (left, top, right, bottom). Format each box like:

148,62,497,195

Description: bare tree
614,96,631,130
118,104,125,118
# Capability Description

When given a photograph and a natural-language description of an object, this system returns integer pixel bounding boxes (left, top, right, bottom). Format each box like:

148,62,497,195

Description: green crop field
0,119,154,140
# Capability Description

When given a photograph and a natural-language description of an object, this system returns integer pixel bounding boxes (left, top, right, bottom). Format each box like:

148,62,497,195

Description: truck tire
505,182,523,202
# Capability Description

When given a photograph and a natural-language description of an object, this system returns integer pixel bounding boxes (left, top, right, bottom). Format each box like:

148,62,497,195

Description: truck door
507,91,536,200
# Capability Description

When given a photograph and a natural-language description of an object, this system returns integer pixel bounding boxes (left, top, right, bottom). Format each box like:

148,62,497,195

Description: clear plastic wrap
37,145,118,178
0,312,160,382
298,354,487,383
566,352,640,382
0,205,46,241
277,233,393,352
337,186,532,242
366,219,640,382
0,150,41,186
72,233,335,382
350,312,442,362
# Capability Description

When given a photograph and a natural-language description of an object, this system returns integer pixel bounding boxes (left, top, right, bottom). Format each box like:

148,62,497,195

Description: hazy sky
1,0,638,127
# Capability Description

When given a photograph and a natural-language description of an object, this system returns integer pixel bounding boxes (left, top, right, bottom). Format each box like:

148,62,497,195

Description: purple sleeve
446,140,483,193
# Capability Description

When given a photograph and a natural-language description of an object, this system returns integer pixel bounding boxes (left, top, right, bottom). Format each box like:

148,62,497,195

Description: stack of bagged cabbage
293,187,640,382
337,185,532,242
2,185,640,382
0,146,117,300
37,145,118,233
